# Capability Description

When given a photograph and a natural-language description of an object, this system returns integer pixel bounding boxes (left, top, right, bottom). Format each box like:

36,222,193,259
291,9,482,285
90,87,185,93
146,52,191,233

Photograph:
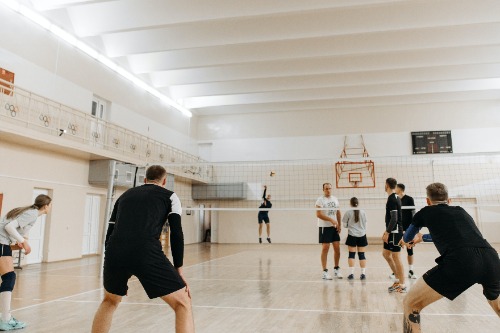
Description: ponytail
350,197,360,223
6,194,52,220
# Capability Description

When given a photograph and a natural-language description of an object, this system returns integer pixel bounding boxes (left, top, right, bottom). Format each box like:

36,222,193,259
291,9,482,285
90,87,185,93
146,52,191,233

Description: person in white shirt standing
342,197,368,280
316,183,342,280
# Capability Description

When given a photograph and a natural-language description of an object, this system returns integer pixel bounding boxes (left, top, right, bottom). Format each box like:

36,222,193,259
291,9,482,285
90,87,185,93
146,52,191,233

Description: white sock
409,265,414,271
361,268,366,274
350,267,355,274
0,292,12,322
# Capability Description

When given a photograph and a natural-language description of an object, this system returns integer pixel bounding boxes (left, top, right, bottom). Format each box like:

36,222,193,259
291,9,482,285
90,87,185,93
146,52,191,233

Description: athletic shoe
408,270,418,279
388,282,400,292
267,238,271,243
259,238,262,243
394,285,408,293
0,317,26,331
360,274,366,280
322,270,333,280
347,274,354,280
334,268,343,279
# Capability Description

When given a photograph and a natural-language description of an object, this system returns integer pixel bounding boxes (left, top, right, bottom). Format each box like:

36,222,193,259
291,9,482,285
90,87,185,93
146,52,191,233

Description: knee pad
0,271,16,292
358,252,366,260
348,251,356,259
407,248,414,256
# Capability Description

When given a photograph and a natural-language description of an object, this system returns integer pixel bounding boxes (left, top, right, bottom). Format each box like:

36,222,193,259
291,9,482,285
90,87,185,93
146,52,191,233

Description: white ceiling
25,0,500,116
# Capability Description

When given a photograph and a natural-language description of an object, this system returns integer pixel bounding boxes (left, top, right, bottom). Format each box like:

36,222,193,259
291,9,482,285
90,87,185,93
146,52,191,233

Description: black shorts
319,227,340,243
383,232,403,252
423,247,500,301
103,249,185,299
258,213,270,224
345,234,368,247
0,244,12,257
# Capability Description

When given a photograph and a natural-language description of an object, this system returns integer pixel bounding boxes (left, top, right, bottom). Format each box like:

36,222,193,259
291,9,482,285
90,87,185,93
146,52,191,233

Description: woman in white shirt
0,194,52,331
342,197,368,280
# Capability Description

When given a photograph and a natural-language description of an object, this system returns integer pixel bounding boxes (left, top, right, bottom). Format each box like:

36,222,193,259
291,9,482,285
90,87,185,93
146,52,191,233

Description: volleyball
270,171,276,177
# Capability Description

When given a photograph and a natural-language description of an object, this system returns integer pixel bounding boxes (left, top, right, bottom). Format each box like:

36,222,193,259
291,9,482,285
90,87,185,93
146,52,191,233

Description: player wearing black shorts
401,182,499,333
91,165,194,333
396,183,417,279
257,185,272,243
382,178,406,293
342,197,368,280
316,183,342,279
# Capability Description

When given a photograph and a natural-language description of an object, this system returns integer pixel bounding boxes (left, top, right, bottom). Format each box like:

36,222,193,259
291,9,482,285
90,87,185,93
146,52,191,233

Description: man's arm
336,210,342,233
316,205,338,227
168,213,184,268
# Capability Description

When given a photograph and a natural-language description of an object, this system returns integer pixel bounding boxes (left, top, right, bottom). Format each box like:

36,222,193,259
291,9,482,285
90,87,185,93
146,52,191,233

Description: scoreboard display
411,131,453,154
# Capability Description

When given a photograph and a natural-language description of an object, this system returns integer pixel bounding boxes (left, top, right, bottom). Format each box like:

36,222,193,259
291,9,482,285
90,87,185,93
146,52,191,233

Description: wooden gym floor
11,243,500,332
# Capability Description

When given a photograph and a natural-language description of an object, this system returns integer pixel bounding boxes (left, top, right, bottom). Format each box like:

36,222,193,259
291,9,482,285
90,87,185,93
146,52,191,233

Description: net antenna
335,135,376,188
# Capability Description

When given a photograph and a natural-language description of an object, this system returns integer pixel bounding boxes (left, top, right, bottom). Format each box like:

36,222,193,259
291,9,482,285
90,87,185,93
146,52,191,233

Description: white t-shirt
315,195,339,227
0,208,39,245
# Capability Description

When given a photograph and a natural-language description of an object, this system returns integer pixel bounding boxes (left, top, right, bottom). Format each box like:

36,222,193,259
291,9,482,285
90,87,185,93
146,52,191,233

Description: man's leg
161,287,195,333
392,251,405,286
486,297,499,317
383,249,397,276
403,278,443,333
266,223,271,238
332,241,341,268
91,291,122,333
321,243,330,270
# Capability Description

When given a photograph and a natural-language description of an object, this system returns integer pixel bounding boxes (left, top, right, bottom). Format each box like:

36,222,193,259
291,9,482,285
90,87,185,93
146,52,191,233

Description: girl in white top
342,197,368,280
0,194,52,331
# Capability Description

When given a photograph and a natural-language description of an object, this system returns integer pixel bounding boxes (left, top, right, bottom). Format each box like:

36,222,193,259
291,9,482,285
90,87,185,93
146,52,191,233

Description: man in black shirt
258,185,272,243
91,165,194,333
401,182,499,333
382,178,406,293
396,183,417,279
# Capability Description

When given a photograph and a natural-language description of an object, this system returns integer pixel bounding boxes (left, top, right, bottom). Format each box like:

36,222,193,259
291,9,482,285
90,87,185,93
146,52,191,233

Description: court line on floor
50,299,497,318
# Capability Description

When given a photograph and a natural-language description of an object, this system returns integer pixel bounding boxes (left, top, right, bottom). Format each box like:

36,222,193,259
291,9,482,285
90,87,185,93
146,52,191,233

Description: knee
171,291,192,312
321,245,329,253
0,271,16,292
102,294,121,308
382,251,391,260
358,252,366,260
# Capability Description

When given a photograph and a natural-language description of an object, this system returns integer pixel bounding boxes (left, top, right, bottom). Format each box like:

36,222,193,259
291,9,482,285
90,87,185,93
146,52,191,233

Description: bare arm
316,205,337,227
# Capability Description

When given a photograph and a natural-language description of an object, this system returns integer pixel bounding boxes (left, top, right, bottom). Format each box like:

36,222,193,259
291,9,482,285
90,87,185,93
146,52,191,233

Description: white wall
197,101,500,161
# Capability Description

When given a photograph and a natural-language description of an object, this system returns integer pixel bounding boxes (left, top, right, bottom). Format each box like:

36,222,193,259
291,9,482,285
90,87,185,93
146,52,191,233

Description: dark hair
146,165,167,182
386,178,397,189
6,194,52,220
426,182,448,202
350,197,360,222
322,183,332,190
396,183,405,191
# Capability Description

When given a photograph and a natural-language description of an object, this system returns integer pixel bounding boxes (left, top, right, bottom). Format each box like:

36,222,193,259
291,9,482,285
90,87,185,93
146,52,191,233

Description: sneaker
394,285,408,293
389,272,396,280
360,274,366,280
0,317,27,331
334,268,343,279
347,274,354,280
408,270,418,279
322,270,333,280
267,237,271,243
259,238,262,243
388,282,400,292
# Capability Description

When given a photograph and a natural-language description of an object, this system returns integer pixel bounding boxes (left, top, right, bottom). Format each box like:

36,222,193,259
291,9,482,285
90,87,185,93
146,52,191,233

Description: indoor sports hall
0,1,499,332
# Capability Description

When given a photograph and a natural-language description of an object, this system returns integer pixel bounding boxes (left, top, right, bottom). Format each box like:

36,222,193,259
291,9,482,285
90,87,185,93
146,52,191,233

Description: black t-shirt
106,184,182,262
412,204,493,256
400,194,415,230
385,193,402,232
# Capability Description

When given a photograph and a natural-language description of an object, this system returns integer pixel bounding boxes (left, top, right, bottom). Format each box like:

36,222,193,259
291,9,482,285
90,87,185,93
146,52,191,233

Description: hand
176,267,191,299
19,241,32,255
264,185,267,189
382,232,389,243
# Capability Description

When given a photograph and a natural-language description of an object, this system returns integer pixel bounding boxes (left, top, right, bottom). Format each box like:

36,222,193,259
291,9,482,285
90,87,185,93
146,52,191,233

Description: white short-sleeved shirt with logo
316,196,340,227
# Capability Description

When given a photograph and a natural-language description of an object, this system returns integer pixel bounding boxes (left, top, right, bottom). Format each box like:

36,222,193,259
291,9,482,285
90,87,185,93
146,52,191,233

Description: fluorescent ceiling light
0,0,192,118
